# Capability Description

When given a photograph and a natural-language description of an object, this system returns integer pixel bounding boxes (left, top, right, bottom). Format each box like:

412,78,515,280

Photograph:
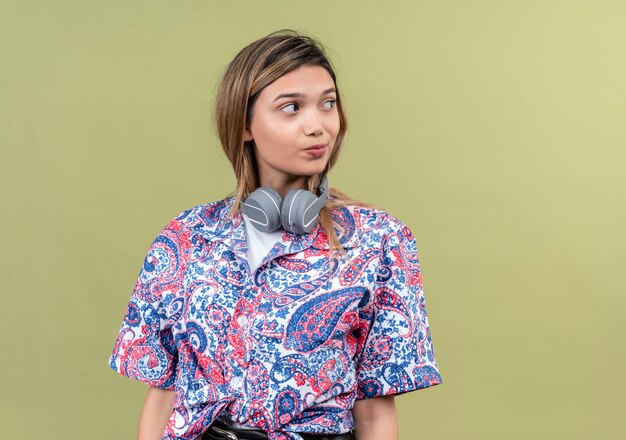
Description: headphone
241,175,329,235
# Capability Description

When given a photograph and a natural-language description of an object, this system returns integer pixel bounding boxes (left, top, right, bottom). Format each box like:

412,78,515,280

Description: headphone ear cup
281,188,319,234
242,186,283,232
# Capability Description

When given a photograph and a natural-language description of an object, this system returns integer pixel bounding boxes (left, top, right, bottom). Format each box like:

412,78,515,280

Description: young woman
108,30,442,440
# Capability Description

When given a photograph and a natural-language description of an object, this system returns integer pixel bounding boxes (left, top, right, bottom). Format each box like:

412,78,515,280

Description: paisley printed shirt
108,195,442,440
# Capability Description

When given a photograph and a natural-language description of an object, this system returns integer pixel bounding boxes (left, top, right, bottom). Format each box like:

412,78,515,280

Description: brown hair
214,29,380,258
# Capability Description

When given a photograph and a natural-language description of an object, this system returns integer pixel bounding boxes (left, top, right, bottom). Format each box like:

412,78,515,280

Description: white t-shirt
242,212,284,273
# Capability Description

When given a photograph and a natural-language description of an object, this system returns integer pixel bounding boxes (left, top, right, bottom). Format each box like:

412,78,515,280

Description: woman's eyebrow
272,87,337,103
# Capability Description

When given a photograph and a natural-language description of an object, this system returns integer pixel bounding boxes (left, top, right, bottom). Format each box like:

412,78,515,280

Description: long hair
214,29,379,257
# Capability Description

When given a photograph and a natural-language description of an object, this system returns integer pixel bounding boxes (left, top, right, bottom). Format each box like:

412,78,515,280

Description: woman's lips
304,144,326,157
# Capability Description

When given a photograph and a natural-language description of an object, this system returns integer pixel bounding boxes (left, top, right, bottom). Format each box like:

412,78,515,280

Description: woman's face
244,65,340,188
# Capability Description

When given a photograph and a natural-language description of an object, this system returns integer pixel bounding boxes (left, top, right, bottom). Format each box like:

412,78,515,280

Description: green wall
1,1,624,438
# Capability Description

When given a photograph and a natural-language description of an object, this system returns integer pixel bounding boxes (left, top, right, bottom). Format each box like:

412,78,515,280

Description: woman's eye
323,99,336,109
281,103,298,113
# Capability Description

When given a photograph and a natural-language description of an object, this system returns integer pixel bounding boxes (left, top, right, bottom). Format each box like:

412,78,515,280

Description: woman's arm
352,395,398,440
137,386,175,440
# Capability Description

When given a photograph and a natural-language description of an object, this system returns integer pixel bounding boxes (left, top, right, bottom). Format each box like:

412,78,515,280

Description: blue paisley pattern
108,195,441,440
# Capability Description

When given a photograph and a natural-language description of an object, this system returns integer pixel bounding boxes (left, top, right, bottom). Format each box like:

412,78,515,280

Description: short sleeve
355,214,442,399
107,213,192,389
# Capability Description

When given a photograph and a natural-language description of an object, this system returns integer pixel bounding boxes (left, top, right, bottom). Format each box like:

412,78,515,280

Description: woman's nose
303,111,324,136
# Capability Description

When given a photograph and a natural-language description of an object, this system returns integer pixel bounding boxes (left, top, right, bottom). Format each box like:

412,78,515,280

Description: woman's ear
243,128,253,142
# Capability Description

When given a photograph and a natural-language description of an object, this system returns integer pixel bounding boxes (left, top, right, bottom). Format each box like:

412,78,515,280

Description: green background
1,1,625,438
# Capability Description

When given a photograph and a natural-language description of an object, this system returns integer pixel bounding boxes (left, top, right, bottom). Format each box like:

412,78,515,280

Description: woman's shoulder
333,202,412,234
329,203,417,252
159,195,236,239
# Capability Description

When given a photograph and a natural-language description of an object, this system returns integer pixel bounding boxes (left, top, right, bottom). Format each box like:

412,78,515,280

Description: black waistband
202,417,355,440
